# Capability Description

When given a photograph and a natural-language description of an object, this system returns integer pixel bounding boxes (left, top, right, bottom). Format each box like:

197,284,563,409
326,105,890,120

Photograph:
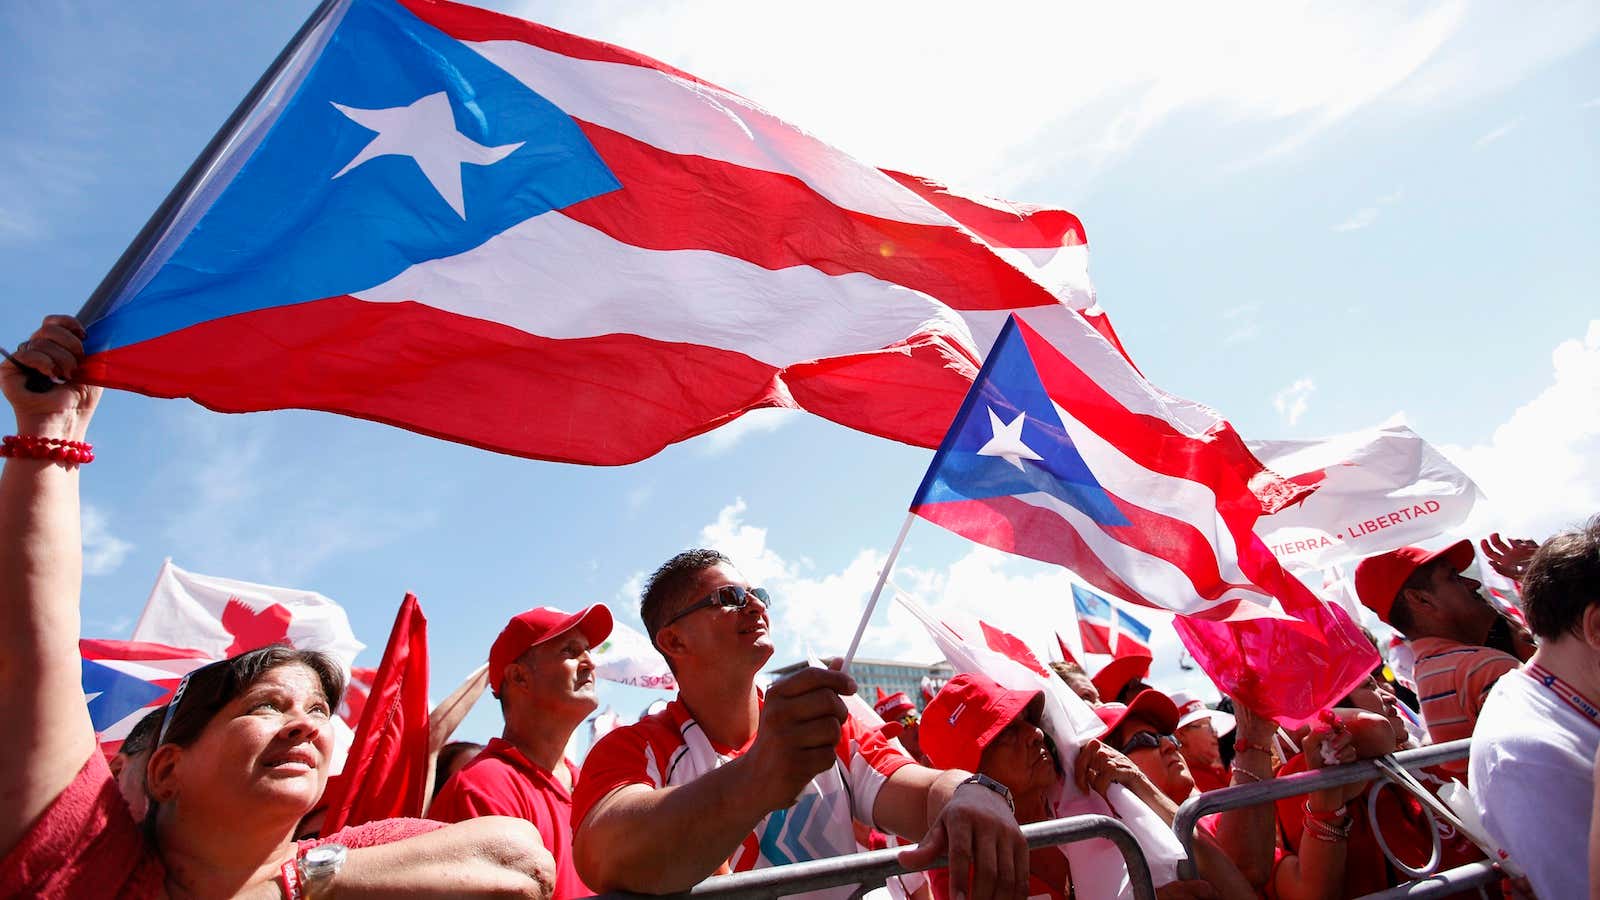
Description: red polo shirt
430,737,588,900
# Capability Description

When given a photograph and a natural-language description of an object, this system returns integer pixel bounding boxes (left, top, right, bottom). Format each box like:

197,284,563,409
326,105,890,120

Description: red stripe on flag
399,0,724,91
80,639,208,660
1101,494,1259,602
79,296,978,463
1078,621,1114,656
563,122,1063,313
880,170,1087,250
1014,319,1302,519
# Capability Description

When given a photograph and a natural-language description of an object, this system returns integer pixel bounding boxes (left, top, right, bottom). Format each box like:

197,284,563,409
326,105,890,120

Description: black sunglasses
661,585,772,629
1119,731,1181,755
155,658,228,747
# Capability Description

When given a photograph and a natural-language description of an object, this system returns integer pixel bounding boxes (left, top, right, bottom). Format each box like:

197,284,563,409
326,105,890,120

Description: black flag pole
74,0,348,330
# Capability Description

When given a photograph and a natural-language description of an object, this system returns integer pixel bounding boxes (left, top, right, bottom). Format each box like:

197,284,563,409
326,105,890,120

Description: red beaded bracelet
0,435,94,464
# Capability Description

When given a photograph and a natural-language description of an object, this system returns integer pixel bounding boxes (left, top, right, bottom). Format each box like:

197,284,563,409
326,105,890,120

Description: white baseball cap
1169,690,1236,737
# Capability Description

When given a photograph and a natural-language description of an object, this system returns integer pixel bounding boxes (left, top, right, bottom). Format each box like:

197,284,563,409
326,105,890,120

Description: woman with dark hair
0,316,555,898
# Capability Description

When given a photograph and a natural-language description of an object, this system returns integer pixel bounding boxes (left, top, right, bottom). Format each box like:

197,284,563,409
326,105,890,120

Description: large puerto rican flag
909,316,1378,722
78,0,1111,465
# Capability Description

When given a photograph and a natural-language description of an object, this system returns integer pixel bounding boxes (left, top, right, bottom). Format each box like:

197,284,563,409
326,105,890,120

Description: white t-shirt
1469,666,1600,900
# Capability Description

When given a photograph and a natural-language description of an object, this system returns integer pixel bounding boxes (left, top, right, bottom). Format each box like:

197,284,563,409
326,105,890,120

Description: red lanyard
1525,664,1600,728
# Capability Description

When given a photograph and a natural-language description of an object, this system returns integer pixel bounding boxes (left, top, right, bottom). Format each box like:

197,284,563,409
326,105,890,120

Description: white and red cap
874,687,917,721
488,604,613,697
1168,690,1236,737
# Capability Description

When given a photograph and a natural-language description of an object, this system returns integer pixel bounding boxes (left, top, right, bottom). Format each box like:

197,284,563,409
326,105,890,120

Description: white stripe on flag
1009,490,1275,615
963,305,1227,438
1049,399,1257,593
354,210,977,368
470,39,951,228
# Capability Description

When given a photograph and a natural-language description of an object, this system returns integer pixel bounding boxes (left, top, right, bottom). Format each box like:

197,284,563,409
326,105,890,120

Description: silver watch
959,773,1014,814
298,843,347,899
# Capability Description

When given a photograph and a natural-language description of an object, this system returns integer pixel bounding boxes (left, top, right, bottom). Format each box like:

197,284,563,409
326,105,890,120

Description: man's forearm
574,754,779,893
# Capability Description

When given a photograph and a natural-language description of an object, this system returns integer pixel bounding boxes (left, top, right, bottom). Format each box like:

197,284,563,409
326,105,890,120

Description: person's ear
1400,585,1435,613
146,744,183,803
1579,604,1600,651
655,622,689,664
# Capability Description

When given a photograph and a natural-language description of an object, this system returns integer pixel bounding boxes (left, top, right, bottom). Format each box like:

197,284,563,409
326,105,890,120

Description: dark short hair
1521,516,1600,640
158,645,345,749
433,741,485,800
120,707,166,759
641,548,731,646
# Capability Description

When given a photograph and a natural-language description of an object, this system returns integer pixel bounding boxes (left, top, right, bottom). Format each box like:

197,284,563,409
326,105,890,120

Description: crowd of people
2,314,1597,900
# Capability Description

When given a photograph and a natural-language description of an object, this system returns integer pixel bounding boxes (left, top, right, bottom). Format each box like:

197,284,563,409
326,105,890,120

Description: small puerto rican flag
81,639,213,756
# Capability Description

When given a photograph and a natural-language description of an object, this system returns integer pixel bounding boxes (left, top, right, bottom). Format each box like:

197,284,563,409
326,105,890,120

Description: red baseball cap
488,604,614,697
1353,540,1474,624
918,672,1044,773
1090,654,1152,704
874,687,916,721
1094,689,1180,742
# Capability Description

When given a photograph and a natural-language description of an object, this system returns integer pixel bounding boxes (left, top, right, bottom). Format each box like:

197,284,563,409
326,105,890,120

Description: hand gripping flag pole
839,511,916,675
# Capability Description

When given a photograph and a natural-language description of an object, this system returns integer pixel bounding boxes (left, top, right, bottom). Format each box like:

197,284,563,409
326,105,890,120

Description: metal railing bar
1171,739,1470,880
1353,860,1501,900
585,813,1156,900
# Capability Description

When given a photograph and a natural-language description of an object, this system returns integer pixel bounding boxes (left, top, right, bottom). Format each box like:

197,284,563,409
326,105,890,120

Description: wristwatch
959,773,1014,814
298,843,348,899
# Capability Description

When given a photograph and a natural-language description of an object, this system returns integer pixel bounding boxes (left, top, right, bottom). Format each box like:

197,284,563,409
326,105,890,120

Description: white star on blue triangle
912,321,1129,527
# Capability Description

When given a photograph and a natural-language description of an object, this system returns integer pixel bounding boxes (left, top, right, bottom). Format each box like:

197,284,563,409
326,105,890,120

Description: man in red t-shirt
431,603,613,900
572,549,1028,900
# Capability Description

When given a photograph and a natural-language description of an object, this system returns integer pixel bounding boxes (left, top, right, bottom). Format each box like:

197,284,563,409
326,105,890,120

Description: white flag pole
840,512,916,675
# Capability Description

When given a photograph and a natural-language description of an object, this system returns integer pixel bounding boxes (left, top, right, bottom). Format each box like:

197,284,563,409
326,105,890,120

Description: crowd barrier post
1169,739,1504,899
585,813,1157,900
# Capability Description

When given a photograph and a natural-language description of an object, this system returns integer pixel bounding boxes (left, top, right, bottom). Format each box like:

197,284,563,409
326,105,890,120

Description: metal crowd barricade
587,813,1157,900
1171,739,1503,899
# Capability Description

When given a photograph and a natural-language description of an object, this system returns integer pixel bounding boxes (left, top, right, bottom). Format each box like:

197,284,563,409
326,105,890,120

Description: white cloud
696,408,803,456
1222,303,1262,344
1273,377,1316,426
81,504,133,576
1443,320,1600,541
662,501,1218,698
1473,119,1520,148
1333,208,1381,232
625,484,654,515
1333,188,1403,233
514,1,1598,190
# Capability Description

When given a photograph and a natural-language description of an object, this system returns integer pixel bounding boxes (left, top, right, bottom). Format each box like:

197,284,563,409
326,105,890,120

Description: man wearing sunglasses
1095,691,1194,806
573,549,1028,900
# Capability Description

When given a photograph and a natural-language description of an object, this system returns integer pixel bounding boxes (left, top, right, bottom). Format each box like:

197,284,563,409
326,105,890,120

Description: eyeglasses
1118,731,1181,755
660,585,772,630
156,659,227,747
898,713,920,728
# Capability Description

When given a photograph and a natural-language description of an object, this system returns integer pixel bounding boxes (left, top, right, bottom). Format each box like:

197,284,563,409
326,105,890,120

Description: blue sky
2,1,1597,744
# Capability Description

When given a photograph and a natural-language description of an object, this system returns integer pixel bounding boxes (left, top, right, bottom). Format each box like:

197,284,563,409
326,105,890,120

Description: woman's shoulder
0,750,164,897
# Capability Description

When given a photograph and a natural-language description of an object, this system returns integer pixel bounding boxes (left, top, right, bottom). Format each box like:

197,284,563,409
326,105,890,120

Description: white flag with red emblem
1249,422,1483,572
131,558,366,672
